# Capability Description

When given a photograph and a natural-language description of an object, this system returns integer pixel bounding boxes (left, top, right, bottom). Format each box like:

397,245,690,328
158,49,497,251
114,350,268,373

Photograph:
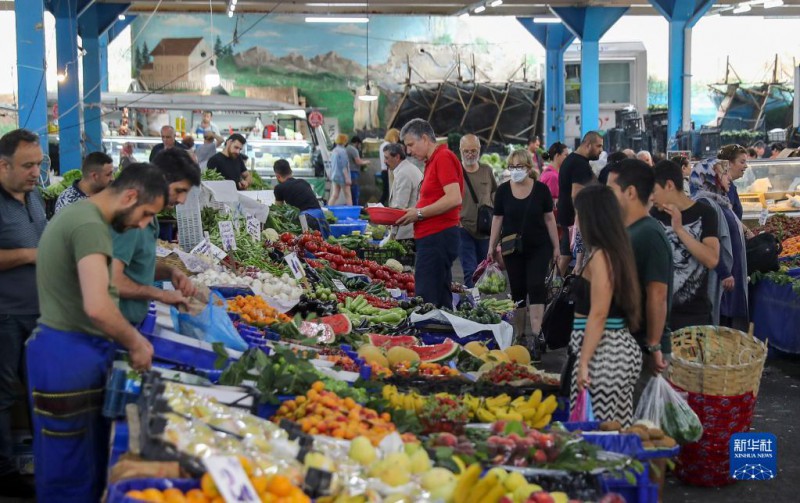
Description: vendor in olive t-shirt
556,131,603,275
207,133,252,190
273,158,320,211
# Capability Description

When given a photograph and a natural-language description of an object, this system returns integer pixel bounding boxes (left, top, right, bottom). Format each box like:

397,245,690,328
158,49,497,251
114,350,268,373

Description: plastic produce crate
359,247,402,263
326,205,363,220
599,465,657,503
103,366,141,419
329,219,369,237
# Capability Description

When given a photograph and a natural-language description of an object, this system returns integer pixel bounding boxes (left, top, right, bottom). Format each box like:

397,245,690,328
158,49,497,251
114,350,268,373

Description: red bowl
365,206,406,225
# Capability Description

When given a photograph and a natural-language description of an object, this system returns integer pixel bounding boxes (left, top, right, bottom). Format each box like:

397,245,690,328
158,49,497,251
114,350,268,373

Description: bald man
637,150,654,167
459,134,497,288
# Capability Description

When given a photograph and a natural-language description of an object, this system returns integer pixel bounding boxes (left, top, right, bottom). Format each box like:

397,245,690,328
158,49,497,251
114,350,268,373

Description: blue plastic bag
569,389,596,422
170,291,248,351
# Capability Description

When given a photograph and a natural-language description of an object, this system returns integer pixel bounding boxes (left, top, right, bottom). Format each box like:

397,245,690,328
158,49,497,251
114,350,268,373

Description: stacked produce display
106,202,676,502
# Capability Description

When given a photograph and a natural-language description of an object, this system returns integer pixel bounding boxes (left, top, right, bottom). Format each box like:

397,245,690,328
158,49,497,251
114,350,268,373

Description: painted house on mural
140,37,212,91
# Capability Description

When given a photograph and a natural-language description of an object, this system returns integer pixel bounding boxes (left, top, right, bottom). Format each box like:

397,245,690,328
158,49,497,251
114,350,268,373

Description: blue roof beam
649,0,716,137
517,19,575,145
551,6,628,138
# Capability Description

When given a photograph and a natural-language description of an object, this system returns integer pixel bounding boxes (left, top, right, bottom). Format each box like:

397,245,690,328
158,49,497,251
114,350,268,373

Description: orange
266,475,293,497
126,490,147,500
251,474,269,494
185,489,209,503
141,488,165,502
238,455,255,476
311,381,325,392
163,488,187,503
260,492,276,503
201,473,220,499
210,498,225,503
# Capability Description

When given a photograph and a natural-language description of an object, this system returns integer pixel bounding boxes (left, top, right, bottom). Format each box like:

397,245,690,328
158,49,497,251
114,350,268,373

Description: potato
600,421,622,431
642,441,656,449
648,428,665,440
655,437,677,448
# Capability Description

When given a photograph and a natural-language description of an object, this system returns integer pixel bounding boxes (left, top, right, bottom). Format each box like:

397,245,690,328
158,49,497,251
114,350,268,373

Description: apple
526,492,555,503
348,436,377,466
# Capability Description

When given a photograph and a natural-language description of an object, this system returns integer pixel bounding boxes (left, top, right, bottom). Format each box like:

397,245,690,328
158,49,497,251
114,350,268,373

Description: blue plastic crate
143,331,230,369
419,331,498,349
256,395,294,420
600,465,657,503
552,397,570,423
326,205,363,220
107,478,200,502
102,368,141,419
329,219,369,237
211,286,255,298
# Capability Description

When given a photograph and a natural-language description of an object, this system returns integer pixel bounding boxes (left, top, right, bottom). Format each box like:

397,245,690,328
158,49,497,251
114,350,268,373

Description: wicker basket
156,253,194,277
667,325,767,396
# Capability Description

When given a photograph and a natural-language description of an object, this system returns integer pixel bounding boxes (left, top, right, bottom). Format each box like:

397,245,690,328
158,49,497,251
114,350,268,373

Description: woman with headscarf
690,159,748,330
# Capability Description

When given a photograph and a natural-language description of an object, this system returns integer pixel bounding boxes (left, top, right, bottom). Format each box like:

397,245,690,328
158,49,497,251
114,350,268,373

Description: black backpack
746,233,781,276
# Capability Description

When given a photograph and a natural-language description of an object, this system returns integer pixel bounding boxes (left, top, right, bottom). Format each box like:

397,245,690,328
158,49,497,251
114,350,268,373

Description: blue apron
26,325,118,502
301,208,331,239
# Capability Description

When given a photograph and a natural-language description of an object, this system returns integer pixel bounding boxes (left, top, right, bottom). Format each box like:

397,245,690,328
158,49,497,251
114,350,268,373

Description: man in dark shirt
149,125,188,162
651,160,720,329
273,159,320,211
556,131,603,274
207,133,252,190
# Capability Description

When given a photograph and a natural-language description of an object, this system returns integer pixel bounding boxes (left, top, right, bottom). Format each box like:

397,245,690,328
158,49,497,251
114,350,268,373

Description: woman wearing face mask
488,150,560,361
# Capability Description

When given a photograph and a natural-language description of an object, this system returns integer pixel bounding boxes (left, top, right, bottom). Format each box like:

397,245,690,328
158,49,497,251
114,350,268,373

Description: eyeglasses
461,149,479,155
508,164,529,171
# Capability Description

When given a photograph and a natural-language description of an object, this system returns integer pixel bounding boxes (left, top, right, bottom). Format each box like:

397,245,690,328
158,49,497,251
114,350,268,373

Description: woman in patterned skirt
571,185,643,426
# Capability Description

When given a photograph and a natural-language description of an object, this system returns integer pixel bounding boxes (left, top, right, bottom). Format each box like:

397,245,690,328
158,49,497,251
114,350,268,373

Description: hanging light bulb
359,82,378,102
205,60,220,88
57,65,68,83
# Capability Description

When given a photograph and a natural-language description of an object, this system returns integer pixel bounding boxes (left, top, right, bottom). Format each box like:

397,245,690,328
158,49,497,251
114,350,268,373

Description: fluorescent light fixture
118,14,126,21
490,0,503,7
228,10,233,17
764,0,784,8
305,16,370,23
474,5,486,13
732,3,752,13
533,17,561,23
459,12,470,19
306,2,368,6
358,93,378,102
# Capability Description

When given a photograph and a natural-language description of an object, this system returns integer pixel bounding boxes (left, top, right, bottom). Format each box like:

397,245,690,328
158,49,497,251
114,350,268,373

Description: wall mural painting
130,14,542,134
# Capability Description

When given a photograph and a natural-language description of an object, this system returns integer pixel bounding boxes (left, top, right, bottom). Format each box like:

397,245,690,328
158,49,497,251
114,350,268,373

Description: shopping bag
475,261,508,295
471,257,493,286
569,389,596,422
545,262,563,305
170,291,248,352
634,375,703,444
541,273,576,350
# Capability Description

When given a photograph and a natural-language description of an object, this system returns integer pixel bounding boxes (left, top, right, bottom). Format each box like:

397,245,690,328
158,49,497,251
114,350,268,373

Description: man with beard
54,151,115,214
650,160,720,329
207,133,252,189
458,134,497,288
556,131,603,275
0,129,47,498
113,148,201,326
27,163,164,501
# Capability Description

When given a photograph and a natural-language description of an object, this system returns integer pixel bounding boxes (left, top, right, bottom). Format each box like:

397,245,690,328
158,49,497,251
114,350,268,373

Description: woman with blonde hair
328,133,352,206
379,128,401,204
487,149,560,361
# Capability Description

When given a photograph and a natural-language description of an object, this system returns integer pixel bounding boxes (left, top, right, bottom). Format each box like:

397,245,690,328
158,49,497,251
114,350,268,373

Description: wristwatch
644,343,662,355
416,209,424,221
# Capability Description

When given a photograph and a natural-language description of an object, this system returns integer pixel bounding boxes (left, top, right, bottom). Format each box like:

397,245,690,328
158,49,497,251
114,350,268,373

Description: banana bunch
465,390,559,429
382,385,425,414
453,464,564,503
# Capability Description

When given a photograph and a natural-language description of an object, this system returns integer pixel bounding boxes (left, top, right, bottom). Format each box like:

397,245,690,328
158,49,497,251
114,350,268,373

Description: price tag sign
218,221,237,251
284,252,306,279
332,279,348,292
299,214,310,232
155,246,172,258
189,238,227,263
204,456,259,503
759,208,769,226
246,216,261,242
388,288,402,299
469,288,482,302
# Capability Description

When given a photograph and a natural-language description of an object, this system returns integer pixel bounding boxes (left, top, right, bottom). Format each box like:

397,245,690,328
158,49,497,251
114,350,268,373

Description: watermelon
409,338,459,363
367,334,419,349
320,314,352,335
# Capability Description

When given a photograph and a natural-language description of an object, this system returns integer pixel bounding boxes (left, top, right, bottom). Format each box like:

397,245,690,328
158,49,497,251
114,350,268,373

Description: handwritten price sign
204,456,259,502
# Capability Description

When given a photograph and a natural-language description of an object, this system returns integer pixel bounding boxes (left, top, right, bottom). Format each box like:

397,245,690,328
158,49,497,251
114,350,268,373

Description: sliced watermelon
367,334,419,349
320,314,352,335
409,338,460,363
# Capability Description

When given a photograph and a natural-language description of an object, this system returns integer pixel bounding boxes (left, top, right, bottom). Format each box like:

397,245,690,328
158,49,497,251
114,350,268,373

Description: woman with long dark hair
572,185,642,426
539,142,569,202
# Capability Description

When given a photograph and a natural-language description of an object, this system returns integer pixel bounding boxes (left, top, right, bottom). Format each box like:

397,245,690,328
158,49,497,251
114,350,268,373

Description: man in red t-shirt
396,119,464,308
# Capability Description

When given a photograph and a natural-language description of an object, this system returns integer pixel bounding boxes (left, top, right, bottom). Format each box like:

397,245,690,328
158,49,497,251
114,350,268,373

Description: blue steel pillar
54,0,82,173
517,19,574,145
551,7,628,138
650,0,715,137
99,33,109,93
79,6,103,153
14,0,48,154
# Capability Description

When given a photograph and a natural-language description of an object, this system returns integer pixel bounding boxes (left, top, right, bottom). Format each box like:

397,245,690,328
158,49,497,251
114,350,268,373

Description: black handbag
499,184,535,257
463,169,494,236
746,232,781,276
541,273,576,350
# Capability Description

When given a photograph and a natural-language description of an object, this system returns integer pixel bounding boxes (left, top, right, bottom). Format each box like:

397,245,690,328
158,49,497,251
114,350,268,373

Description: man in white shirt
384,142,422,241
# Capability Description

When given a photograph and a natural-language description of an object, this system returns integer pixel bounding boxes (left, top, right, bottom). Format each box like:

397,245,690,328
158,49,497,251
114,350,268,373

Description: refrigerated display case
735,157,800,220
247,139,314,178
103,136,164,167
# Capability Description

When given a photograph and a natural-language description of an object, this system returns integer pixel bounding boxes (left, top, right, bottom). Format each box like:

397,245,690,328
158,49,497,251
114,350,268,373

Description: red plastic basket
672,384,757,487
365,206,406,225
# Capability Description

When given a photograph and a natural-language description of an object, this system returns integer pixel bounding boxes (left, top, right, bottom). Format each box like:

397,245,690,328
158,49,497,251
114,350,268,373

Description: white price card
218,221,237,251
388,288,403,299
332,279,348,292
284,252,306,279
469,288,482,302
189,239,227,263
299,213,310,232
759,208,769,226
204,456,259,503
155,246,172,258
246,216,261,242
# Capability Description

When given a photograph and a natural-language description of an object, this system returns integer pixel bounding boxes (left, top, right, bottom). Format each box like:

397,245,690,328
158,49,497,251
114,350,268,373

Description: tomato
313,230,322,238
305,243,319,253
280,233,295,243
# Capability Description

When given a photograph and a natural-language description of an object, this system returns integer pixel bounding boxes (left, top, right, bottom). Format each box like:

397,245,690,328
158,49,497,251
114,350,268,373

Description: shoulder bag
541,250,594,350
746,232,781,276
499,184,535,256
463,169,495,236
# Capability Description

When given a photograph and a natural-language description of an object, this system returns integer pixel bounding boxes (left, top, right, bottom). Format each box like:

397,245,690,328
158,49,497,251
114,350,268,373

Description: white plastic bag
634,375,703,444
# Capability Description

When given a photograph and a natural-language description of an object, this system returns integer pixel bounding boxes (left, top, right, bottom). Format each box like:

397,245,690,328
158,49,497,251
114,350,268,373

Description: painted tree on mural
214,36,234,59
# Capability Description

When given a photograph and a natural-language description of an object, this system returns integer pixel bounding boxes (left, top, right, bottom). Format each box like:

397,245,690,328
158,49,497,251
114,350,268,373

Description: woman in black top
488,150,559,360
571,185,642,426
